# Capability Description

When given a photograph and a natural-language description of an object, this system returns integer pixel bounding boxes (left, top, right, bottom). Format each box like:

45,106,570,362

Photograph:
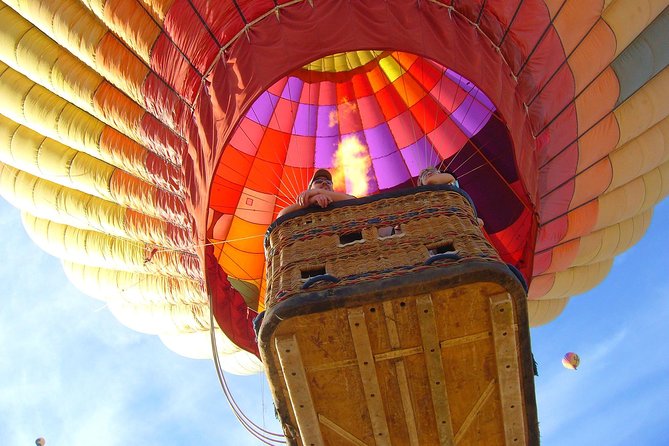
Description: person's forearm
277,203,304,218
424,172,455,185
321,190,356,201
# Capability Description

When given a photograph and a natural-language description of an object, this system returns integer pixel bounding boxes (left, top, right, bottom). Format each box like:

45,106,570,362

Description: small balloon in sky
562,352,580,370
35,438,46,446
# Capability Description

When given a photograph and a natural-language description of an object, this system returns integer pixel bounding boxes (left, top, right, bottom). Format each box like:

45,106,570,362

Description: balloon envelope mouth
207,50,534,310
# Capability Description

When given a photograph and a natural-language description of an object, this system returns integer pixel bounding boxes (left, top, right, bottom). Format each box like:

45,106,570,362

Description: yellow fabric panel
107,299,210,334
570,158,612,211
576,113,620,172
573,209,652,266
0,5,99,106
62,259,262,373
159,331,263,374
379,55,403,83
4,0,153,124
3,0,106,68
21,212,201,280
137,0,176,23
603,0,668,57
86,0,160,64
0,115,114,197
63,261,205,305
608,115,669,191
0,116,188,227
614,67,669,154
527,297,570,327
0,62,161,187
535,260,613,301
595,164,669,230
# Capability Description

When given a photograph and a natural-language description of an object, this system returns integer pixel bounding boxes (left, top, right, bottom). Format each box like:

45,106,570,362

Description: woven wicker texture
265,188,501,308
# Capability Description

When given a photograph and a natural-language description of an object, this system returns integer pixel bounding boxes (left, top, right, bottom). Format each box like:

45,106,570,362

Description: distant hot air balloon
35,438,45,446
0,0,667,383
562,352,581,370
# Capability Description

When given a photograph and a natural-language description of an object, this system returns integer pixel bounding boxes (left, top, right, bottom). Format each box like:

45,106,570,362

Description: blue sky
1,197,668,446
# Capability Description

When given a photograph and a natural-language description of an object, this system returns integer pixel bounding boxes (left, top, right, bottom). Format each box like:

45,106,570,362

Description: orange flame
331,135,372,196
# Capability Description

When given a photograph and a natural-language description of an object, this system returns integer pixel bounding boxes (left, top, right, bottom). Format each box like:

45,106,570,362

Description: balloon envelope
562,352,581,370
0,1,667,373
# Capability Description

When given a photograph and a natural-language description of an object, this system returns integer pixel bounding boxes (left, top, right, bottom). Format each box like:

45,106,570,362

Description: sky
0,197,668,446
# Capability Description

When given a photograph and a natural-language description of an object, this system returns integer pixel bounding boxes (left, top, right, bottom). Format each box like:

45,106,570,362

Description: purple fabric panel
314,136,338,168
400,136,438,176
281,76,303,101
364,123,398,158
372,151,411,189
450,93,493,138
293,103,318,136
316,105,339,137
247,91,276,127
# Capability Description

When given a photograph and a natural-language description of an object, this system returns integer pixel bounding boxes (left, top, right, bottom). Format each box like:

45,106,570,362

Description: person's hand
310,193,332,208
296,190,315,207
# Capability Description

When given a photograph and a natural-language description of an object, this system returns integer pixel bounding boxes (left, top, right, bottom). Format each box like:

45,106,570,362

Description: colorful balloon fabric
562,352,581,370
0,1,667,374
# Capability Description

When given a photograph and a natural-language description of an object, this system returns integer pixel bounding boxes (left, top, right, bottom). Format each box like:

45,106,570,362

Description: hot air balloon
562,352,581,370
0,0,667,443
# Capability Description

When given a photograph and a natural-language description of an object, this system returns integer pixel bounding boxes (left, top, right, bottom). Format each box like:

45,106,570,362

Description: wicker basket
264,185,500,308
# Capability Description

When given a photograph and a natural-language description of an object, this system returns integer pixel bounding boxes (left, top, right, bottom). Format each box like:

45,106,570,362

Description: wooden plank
490,293,527,446
275,335,324,446
348,308,391,445
383,302,420,446
305,346,424,373
319,414,368,446
454,379,496,445
416,294,455,446
440,330,491,348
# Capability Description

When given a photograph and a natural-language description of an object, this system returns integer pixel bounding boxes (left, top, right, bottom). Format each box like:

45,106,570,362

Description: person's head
308,168,333,191
417,167,459,187
418,167,440,186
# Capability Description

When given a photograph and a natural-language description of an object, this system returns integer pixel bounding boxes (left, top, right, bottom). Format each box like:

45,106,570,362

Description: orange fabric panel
552,0,602,55
219,243,264,281
567,19,616,94
564,200,599,241
575,67,619,133
571,159,613,209
95,33,149,101
541,238,581,275
366,66,391,93
104,0,162,63
225,217,266,255
92,81,143,134
576,113,620,172
235,188,276,226
528,274,556,299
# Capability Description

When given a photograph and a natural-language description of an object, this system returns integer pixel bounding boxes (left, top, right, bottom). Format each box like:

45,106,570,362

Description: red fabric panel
150,34,201,104
499,0,550,74
164,0,219,73
140,113,187,163
142,72,191,136
206,247,260,357
190,0,246,45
